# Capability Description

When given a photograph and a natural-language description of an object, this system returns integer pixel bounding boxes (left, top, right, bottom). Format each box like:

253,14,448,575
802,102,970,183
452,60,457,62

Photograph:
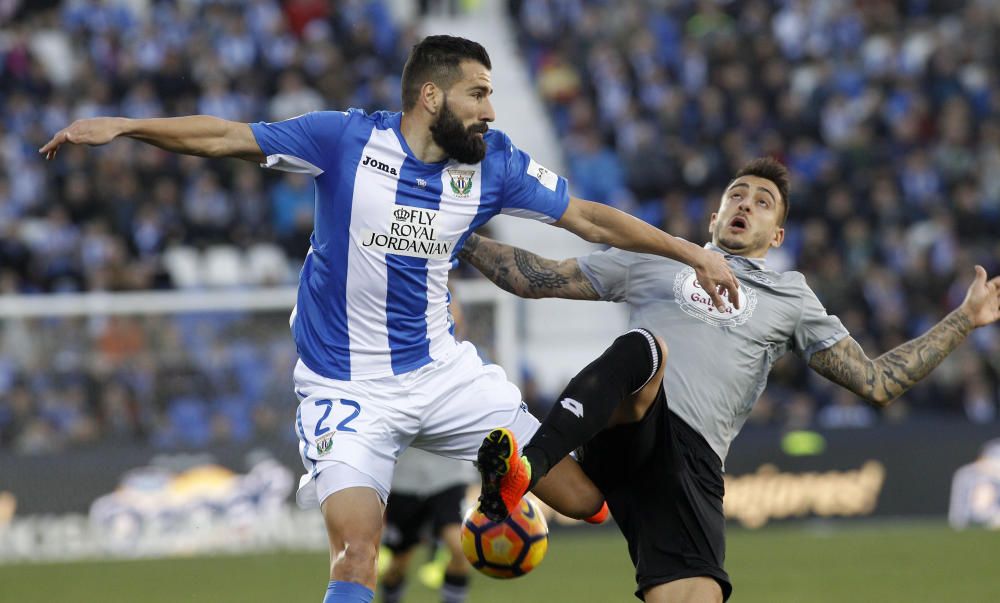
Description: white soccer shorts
292,341,540,507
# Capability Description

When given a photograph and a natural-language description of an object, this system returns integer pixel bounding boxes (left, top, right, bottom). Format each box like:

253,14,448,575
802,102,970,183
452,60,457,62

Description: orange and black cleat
475,428,532,522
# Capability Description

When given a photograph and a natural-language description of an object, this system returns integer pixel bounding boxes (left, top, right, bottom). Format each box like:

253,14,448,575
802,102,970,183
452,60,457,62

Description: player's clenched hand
960,265,1000,328
39,117,127,160
692,248,740,311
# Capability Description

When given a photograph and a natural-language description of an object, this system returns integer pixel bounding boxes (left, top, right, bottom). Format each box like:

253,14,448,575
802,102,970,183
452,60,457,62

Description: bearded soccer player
462,158,1000,602
40,36,742,603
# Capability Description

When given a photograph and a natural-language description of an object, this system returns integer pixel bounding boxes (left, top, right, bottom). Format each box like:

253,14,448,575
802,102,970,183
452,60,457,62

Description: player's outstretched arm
810,266,1000,406
458,233,600,300
40,116,264,162
555,197,739,311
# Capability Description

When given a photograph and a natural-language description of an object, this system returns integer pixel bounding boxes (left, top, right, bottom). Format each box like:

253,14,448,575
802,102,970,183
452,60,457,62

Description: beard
713,221,770,255
430,99,488,164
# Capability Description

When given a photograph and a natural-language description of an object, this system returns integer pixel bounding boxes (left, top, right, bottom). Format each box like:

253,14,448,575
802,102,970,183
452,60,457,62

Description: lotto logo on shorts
559,398,584,418
520,402,529,414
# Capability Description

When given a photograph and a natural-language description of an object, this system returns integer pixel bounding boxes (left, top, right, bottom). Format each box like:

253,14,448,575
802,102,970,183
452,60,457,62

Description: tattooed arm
809,311,973,406
809,266,1000,406
457,233,600,300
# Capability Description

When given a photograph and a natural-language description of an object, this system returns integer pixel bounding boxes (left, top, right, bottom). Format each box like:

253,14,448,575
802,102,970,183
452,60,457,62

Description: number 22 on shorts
313,399,360,455
314,399,361,435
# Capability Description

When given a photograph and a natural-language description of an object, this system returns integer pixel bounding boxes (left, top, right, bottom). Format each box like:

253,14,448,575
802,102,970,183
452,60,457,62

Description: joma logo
362,155,398,176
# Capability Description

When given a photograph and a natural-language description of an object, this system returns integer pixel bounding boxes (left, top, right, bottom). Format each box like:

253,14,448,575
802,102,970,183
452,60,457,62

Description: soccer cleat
476,428,532,522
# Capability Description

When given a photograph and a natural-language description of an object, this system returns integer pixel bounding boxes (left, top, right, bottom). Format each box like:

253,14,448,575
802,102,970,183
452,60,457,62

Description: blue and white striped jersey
250,109,569,381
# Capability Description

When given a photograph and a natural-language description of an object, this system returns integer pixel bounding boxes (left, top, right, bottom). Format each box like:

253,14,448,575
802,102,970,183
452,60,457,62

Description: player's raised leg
476,328,666,520
412,340,605,522
474,426,609,524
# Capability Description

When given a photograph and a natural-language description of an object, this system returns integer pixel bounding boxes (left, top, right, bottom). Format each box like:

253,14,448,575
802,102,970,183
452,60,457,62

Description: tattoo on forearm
872,309,973,399
458,235,524,295
811,310,974,405
810,338,877,400
513,248,570,291
457,234,599,300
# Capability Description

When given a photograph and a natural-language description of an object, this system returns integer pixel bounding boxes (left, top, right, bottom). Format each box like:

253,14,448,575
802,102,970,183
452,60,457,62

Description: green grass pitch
1,522,997,602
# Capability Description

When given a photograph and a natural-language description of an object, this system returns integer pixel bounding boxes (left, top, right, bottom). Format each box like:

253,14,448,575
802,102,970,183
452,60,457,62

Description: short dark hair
732,157,791,225
401,35,492,110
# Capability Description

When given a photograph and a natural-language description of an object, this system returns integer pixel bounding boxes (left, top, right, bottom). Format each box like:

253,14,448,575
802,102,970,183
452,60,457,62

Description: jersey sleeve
577,249,632,302
249,110,352,176
792,276,850,361
500,141,570,223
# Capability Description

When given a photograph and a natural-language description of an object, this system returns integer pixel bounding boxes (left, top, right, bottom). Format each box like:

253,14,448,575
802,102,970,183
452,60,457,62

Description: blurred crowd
1,0,999,454
512,0,1000,428
0,311,298,454
1,0,414,294
0,0,420,453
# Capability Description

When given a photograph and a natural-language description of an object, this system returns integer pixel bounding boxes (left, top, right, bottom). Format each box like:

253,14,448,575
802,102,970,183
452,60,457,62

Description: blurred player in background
948,439,1000,529
462,157,1000,602
41,35,741,603
381,448,475,603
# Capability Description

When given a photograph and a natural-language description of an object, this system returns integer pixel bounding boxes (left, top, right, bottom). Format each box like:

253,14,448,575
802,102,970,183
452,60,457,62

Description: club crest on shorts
316,432,335,456
673,267,758,327
447,168,475,197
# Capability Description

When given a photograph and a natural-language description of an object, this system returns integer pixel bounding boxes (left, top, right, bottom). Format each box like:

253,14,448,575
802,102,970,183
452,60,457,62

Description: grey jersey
391,447,476,496
578,245,849,465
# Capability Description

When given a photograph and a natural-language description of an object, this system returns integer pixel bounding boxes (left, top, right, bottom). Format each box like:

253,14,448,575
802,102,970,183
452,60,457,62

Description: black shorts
580,388,732,601
383,484,467,553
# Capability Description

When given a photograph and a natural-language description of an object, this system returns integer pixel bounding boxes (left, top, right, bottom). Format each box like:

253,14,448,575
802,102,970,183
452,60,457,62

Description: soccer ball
460,496,549,579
